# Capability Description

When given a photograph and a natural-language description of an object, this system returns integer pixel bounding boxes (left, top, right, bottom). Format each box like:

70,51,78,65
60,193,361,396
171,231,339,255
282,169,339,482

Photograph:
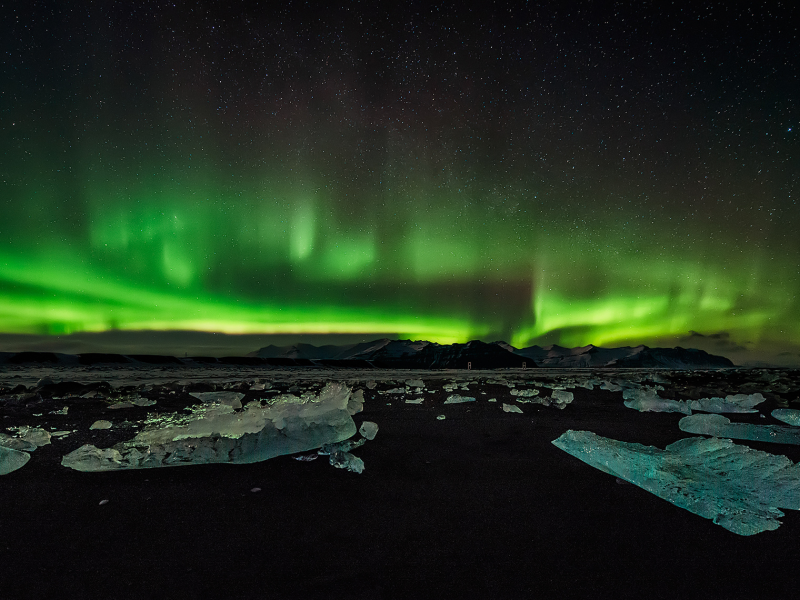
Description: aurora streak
1,3,797,361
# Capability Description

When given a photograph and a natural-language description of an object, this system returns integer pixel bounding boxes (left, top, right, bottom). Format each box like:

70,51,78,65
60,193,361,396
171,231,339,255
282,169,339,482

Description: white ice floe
553,429,800,536
62,382,359,471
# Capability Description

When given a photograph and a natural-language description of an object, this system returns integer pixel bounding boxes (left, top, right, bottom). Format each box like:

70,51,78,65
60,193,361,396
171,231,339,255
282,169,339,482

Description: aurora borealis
1,2,798,362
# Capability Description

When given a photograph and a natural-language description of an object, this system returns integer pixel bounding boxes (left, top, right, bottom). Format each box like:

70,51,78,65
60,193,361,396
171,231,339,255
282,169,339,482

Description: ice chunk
329,451,364,473
61,382,358,471
405,379,424,388
444,394,475,404
599,380,622,392
190,391,245,409
550,390,574,409
502,403,523,413
0,446,31,475
13,426,51,447
679,414,800,445
623,388,691,414
130,397,157,407
552,430,800,536
108,402,134,409
689,393,765,413
359,421,379,440
405,398,424,404
90,420,113,430
436,415,446,420
510,388,539,397
773,409,800,427
0,433,36,452
347,389,364,415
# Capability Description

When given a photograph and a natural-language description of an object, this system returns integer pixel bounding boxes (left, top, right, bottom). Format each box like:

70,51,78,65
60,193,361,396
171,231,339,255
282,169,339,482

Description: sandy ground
2,367,800,598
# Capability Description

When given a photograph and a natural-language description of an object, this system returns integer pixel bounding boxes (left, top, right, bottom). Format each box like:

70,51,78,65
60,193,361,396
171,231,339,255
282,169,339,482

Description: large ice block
772,409,800,427
623,388,691,414
0,446,31,475
689,393,765,413
552,430,800,535
679,413,800,445
62,382,358,471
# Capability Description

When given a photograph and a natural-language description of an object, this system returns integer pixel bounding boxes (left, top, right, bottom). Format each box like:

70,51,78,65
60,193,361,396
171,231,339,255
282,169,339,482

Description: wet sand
2,368,799,598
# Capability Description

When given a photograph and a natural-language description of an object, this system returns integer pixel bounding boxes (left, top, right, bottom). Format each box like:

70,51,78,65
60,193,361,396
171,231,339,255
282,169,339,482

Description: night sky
1,2,798,363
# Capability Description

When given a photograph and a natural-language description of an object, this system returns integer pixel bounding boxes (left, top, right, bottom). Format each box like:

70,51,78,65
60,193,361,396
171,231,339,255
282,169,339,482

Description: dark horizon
1,329,798,367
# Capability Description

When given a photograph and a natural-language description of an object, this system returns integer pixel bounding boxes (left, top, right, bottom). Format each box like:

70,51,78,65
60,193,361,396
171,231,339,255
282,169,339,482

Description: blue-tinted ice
679,413,800,445
552,430,800,535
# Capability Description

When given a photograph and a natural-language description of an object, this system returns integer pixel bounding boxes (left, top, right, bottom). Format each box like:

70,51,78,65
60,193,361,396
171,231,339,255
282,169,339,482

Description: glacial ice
679,414,800,445
689,393,765,413
510,388,539,397
444,394,475,404
11,426,51,447
552,430,800,535
90,420,113,430
359,421,378,440
189,391,244,409
347,389,364,415
0,433,36,452
772,409,800,427
548,390,574,409
623,388,691,414
1,446,31,475
61,382,359,471
502,403,523,413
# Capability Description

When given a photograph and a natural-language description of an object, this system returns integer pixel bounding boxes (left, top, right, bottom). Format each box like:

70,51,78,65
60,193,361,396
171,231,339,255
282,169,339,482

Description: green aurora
1,4,797,360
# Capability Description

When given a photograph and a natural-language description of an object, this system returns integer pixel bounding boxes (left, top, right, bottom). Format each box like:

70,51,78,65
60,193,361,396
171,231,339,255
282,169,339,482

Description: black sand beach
2,367,800,599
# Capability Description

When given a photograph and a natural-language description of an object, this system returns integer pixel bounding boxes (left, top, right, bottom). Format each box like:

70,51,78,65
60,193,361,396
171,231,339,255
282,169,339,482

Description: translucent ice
444,394,475,404
347,389,364,415
689,393,765,413
359,421,379,440
510,388,539,397
679,414,800,445
62,382,358,471
552,430,800,535
549,390,574,409
0,433,36,452
772,409,800,427
90,420,113,430
0,446,31,475
190,391,244,409
13,426,51,447
623,388,691,414
502,403,523,413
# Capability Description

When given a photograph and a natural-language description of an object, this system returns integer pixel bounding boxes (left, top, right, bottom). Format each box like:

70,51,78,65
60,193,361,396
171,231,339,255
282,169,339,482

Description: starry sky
1,2,798,363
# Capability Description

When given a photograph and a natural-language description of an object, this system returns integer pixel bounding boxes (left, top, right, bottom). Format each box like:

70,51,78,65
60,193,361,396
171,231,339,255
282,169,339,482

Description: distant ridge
0,340,736,369
250,338,736,369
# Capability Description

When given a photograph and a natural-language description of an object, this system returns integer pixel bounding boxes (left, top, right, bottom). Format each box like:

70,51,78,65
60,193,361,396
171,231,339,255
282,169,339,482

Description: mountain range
249,338,736,369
